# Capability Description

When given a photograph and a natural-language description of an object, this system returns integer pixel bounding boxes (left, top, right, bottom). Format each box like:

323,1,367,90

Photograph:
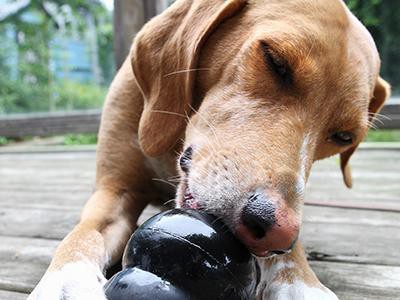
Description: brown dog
29,0,390,299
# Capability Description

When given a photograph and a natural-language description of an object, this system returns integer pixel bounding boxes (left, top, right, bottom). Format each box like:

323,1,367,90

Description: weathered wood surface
1,235,399,299
0,103,399,138
1,204,399,267
0,146,399,299
1,146,399,208
0,290,28,300
0,110,101,138
310,261,400,300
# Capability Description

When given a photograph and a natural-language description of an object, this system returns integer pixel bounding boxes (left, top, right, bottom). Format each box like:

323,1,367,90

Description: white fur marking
28,261,107,300
267,281,339,300
296,134,310,196
257,258,296,293
257,257,339,300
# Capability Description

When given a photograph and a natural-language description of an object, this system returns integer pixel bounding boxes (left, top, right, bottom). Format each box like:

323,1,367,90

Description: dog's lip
183,188,199,209
178,180,200,209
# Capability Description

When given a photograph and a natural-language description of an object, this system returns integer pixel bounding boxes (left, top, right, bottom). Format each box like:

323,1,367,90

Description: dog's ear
131,0,247,157
340,76,391,188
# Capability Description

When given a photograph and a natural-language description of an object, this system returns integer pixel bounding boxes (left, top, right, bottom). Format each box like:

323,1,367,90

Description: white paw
28,261,107,300
264,281,339,300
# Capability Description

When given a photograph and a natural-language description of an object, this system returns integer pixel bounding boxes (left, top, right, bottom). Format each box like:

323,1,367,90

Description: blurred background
0,2,399,299
0,0,399,145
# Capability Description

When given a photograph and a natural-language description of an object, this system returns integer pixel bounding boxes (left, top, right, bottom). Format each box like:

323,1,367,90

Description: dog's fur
29,0,390,299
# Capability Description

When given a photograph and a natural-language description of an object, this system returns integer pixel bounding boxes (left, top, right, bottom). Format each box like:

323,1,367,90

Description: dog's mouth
178,180,201,210
183,187,199,209
177,180,293,258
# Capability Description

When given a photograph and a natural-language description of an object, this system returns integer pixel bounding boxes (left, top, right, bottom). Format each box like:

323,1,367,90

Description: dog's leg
257,242,339,300
28,59,165,300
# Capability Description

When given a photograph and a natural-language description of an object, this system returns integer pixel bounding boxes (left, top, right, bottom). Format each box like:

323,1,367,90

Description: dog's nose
236,193,299,257
241,194,276,239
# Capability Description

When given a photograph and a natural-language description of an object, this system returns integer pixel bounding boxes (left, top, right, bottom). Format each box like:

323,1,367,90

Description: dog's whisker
151,178,177,188
367,120,379,130
188,103,222,147
163,68,212,77
368,115,385,125
168,179,181,183
182,111,220,153
163,198,177,206
369,112,391,120
149,110,188,118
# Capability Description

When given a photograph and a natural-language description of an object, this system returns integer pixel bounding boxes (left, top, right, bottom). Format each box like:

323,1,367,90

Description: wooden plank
1,149,399,210
306,149,400,205
0,236,58,293
0,290,28,300
302,206,400,267
0,205,158,240
0,206,80,240
0,110,101,138
311,261,400,300
1,150,399,212
1,203,399,267
1,235,399,299
0,145,97,154
0,151,95,209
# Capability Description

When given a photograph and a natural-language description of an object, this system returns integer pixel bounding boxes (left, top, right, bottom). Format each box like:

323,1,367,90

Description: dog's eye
329,132,354,146
179,146,193,173
260,42,292,84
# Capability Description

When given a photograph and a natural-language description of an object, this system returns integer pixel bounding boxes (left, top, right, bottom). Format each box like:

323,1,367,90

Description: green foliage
97,16,115,85
63,133,98,145
365,129,400,142
346,0,400,94
0,0,113,114
0,75,106,113
347,0,382,26
0,136,11,146
0,74,50,113
53,80,107,111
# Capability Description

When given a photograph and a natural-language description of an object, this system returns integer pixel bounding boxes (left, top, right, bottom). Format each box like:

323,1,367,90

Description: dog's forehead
249,0,379,97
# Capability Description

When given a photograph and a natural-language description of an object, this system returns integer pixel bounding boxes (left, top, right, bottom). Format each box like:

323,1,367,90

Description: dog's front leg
28,188,152,300
28,58,166,300
256,242,339,300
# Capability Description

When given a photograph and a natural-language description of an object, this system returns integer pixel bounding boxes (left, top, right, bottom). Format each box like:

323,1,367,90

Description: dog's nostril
243,222,266,240
179,146,193,173
241,194,276,240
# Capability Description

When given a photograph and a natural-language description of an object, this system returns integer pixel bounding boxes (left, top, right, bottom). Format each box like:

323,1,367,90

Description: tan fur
29,0,390,299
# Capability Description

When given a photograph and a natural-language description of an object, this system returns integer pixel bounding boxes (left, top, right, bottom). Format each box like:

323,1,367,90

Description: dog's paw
262,281,339,300
28,261,107,300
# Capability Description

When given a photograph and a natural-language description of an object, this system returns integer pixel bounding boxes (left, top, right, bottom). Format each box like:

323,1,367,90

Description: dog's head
131,0,390,257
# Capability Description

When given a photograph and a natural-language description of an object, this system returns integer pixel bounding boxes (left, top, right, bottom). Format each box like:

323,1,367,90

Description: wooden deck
0,145,399,300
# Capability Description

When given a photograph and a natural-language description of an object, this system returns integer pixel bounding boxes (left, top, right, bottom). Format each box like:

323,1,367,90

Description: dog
29,0,390,299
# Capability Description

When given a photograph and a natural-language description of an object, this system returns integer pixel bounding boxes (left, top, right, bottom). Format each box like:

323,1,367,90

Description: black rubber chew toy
104,209,259,300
